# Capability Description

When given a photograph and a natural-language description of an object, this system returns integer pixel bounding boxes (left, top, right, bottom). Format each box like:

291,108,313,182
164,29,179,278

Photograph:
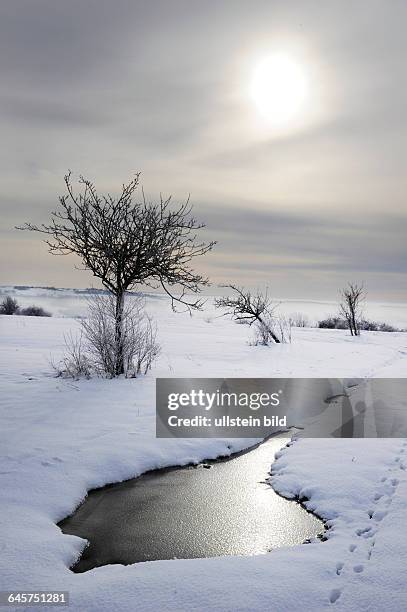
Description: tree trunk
114,290,125,375
351,311,359,336
258,315,281,343
269,330,281,343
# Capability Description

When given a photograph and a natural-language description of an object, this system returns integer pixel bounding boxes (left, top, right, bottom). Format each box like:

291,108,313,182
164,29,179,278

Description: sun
250,54,308,124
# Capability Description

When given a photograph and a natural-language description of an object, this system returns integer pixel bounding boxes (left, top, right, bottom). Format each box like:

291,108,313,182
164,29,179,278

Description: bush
289,312,310,327
252,314,292,345
19,305,52,317
358,319,377,331
376,322,398,332
318,315,399,332
53,331,92,379
0,296,19,315
56,294,160,379
318,316,348,330
359,319,398,332
0,297,52,317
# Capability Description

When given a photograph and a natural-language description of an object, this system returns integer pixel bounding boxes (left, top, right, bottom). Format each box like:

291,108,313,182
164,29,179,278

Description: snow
2,285,407,329
0,290,407,611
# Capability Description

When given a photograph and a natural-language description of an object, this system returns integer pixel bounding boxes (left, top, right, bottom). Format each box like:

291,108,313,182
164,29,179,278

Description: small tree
18,172,215,375
339,283,365,336
214,285,281,344
0,296,19,315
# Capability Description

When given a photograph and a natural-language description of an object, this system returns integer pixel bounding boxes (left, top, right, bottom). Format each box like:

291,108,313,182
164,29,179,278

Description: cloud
201,204,407,275
0,0,406,299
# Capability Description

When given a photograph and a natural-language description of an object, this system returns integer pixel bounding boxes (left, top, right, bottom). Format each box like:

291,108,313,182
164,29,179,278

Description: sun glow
250,54,308,124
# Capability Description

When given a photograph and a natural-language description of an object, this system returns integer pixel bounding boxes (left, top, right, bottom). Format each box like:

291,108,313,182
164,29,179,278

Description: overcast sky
0,0,406,300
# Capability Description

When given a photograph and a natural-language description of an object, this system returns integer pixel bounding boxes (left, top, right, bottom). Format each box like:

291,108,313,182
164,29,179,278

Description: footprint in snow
329,589,341,604
373,509,388,522
356,526,376,539
335,562,344,576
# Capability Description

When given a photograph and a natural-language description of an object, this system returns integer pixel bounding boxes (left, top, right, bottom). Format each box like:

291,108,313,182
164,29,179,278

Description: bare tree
214,285,281,343
339,283,365,336
18,172,215,375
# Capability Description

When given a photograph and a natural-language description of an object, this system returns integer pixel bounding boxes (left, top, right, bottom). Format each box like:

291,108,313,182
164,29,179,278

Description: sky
0,0,406,300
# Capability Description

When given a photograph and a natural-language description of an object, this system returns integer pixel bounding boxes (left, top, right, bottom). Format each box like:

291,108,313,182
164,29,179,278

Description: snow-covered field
1,288,406,611
2,285,407,329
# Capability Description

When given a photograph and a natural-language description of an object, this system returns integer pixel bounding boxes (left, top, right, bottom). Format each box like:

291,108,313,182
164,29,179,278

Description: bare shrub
0,296,20,315
53,331,92,379
57,294,160,379
19,305,51,317
289,312,310,328
133,315,160,375
376,322,398,333
80,294,123,376
359,319,398,332
318,316,348,330
252,318,274,346
252,314,292,346
276,315,293,343
359,319,378,332
318,315,398,333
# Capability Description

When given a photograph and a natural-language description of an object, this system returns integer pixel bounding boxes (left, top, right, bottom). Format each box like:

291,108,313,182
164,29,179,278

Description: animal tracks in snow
329,440,406,605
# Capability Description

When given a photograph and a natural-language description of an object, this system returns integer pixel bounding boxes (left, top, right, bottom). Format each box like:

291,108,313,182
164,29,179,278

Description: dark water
59,435,324,572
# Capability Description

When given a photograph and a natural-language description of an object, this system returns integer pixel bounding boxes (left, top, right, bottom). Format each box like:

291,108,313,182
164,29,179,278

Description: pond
59,434,325,572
